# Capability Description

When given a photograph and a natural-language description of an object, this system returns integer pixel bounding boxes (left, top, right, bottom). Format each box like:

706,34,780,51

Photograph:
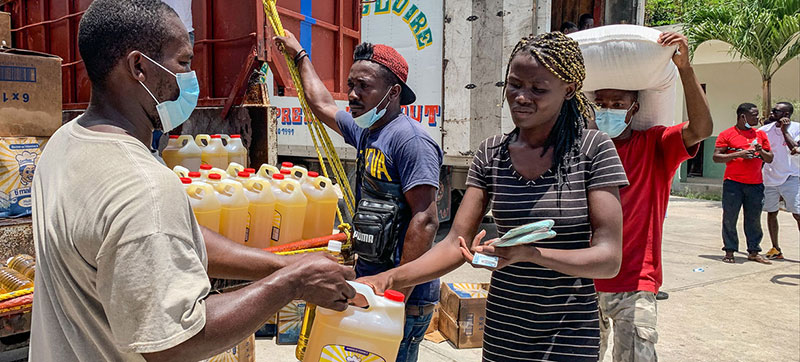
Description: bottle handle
259,164,280,178
278,180,296,194
220,134,231,146
177,135,193,148
347,281,377,310
173,165,189,178
186,183,205,199
227,162,244,177
195,134,210,147
244,178,269,192
313,176,329,190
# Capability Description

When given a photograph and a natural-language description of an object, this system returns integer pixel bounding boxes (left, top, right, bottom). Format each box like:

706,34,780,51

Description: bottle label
319,345,385,362
271,210,282,242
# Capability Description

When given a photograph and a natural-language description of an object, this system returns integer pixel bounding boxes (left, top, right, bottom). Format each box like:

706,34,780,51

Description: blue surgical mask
595,103,635,138
139,54,199,132
744,121,752,129
353,87,393,129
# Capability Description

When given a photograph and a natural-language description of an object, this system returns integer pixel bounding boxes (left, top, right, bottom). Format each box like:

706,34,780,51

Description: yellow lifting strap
262,0,356,237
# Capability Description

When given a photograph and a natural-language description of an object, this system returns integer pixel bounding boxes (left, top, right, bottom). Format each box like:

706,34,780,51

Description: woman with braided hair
358,32,628,361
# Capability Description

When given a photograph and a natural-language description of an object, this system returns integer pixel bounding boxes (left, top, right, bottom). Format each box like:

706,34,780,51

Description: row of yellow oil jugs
0,254,35,293
162,133,248,171
173,161,339,249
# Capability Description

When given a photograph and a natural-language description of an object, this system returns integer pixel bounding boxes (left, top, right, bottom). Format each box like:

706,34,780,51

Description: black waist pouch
352,197,401,264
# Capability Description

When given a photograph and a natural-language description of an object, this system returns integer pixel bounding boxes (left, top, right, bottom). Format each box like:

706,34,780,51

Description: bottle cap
280,169,291,175
384,290,405,303
231,135,241,138
272,174,285,180
200,164,212,170
188,172,201,178
244,168,256,174
308,171,319,178
169,135,179,139
238,171,251,178
211,134,222,139
209,173,222,180
180,177,192,184
282,162,294,168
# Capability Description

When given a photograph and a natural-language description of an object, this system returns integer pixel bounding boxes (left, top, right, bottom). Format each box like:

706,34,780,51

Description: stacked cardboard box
0,47,62,218
208,334,255,362
437,282,489,349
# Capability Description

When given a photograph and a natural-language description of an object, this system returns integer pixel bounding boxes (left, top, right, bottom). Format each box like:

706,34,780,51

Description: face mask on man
138,53,199,132
595,102,636,138
352,87,394,129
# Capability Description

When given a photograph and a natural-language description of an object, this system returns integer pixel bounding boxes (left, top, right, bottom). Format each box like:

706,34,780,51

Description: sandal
747,254,772,265
722,255,735,263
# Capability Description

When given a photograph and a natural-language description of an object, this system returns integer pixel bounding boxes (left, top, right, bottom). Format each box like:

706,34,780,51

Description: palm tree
683,0,800,117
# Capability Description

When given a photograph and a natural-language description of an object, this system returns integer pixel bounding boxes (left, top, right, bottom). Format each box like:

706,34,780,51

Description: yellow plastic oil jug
224,134,248,166
214,179,250,244
185,180,222,233
243,178,276,249
301,172,339,240
270,173,307,246
161,135,182,169
196,134,229,169
302,281,405,362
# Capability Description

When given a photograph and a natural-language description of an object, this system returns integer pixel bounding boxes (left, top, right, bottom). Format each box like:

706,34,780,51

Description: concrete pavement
255,196,800,361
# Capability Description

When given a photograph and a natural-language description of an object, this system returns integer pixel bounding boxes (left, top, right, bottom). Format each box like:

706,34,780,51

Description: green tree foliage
683,0,800,116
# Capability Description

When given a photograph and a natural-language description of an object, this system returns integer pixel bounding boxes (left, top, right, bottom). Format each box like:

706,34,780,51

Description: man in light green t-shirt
29,1,355,361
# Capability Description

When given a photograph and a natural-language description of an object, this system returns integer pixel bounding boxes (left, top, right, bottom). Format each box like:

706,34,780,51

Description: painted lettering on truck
362,0,434,50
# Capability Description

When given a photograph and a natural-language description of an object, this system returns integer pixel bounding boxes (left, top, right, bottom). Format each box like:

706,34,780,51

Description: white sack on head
570,25,679,130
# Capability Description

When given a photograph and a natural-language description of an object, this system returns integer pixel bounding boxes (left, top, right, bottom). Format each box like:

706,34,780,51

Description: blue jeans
395,310,433,362
722,180,764,254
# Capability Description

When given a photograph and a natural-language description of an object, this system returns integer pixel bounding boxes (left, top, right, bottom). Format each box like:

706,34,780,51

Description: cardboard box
0,48,63,137
0,12,10,47
208,334,255,362
437,282,489,349
276,300,306,345
0,137,47,218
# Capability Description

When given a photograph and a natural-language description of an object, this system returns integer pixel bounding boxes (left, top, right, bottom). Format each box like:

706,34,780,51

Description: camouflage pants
598,291,658,362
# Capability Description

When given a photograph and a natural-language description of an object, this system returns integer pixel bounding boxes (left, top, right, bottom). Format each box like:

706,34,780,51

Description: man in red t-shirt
713,103,774,264
590,32,713,362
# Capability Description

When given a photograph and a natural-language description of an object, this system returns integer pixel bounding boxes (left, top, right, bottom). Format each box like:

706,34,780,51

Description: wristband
293,50,307,65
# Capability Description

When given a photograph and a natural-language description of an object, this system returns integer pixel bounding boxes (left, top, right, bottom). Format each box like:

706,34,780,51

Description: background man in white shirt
760,102,800,260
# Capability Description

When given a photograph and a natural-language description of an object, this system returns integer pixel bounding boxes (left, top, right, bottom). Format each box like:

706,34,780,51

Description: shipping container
0,0,361,109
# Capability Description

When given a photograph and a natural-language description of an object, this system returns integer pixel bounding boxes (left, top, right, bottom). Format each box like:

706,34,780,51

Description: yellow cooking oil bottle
183,178,222,233
295,240,343,360
242,178,276,248
302,281,405,362
301,172,339,240
214,179,250,244
0,266,33,292
6,254,35,280
223,134,248,166
269,173,307,246
161,135,183,169
176,135,203,170
196,134,229,169
226,162,245,178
